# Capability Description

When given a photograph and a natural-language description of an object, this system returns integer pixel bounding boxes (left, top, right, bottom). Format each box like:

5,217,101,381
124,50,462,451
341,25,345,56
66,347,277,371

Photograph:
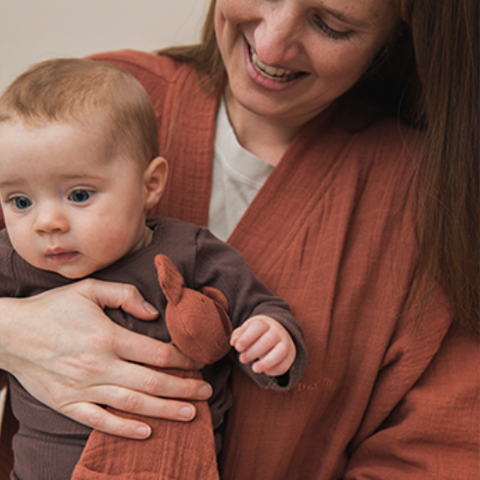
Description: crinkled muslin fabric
88,50,478,480
72,255,230,480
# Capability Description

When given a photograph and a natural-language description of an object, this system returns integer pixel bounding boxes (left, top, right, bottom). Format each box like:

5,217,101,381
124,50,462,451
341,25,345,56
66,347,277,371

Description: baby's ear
144,156,168,209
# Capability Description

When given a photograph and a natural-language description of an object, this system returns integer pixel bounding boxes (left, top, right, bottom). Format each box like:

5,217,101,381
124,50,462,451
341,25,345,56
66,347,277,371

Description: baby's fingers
252,342,295,376
230,317,269,352
236,329,278,365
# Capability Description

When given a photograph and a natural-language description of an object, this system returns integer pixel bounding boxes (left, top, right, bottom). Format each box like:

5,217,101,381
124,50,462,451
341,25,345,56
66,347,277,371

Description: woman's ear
144,156,168,210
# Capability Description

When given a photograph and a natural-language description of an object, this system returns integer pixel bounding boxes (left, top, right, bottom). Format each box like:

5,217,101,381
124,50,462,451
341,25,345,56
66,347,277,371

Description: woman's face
215,0,399,127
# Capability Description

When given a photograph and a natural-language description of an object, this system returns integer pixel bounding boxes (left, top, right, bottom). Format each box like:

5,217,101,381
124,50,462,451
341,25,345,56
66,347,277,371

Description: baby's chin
21,249,120,279
42,265,97,280
30,258,104,280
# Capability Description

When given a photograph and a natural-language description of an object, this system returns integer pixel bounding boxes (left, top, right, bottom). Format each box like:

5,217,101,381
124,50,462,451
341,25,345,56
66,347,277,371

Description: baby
0,58,307,480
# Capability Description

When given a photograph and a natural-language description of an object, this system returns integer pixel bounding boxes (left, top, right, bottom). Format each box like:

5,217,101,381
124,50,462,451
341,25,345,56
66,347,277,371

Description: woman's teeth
250,49,302,82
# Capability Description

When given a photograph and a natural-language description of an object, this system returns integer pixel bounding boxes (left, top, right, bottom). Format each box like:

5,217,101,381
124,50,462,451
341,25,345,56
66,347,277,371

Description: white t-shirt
208,99,274,241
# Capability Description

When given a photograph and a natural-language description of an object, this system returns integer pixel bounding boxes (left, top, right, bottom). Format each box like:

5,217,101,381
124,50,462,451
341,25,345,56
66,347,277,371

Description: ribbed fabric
2,217,307,479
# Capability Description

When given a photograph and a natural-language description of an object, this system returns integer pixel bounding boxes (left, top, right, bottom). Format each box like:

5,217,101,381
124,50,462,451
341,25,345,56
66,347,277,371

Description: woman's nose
252,3,304,66
33,204,70,234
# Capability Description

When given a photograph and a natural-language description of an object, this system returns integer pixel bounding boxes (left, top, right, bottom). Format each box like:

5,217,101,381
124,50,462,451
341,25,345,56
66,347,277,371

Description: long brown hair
158,0,479,337
393,0,479,337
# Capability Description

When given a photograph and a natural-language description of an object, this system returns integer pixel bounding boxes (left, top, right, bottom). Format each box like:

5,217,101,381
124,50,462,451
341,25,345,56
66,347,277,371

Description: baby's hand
230,315,296,377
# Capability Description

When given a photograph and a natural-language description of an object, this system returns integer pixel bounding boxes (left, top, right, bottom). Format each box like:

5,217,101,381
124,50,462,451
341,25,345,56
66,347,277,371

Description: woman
1,0,478,478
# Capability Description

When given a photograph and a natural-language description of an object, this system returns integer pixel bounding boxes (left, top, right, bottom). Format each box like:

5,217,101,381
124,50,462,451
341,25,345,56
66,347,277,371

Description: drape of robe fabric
71,255,232,479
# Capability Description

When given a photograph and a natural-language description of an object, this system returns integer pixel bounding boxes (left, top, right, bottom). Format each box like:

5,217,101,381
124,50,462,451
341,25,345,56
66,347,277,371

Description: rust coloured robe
86,50,480,480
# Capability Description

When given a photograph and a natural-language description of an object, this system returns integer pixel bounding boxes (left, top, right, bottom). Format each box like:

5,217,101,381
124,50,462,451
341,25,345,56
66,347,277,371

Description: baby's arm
230,315,296,377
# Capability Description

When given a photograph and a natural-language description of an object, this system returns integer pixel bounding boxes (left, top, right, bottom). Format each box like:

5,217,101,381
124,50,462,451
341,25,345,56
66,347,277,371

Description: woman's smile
248,43,305,82
215,0,399,135
244,37,307,92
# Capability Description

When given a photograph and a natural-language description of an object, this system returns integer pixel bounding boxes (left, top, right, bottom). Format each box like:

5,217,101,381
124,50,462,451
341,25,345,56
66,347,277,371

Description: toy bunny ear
156,253,184,305
155,255,232,365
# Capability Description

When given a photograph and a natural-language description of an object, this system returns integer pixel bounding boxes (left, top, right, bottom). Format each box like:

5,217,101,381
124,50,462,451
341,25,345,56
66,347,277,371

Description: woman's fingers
76,278,205,370
113,325,203,371
20,353,212,437
92,357,213,403
54,361,212,437
0,279,214,438
61,402,154,439
60,386,202,438
75,278,159,321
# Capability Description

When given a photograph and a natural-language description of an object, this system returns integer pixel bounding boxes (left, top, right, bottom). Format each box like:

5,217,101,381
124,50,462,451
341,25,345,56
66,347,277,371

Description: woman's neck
224,89,306,166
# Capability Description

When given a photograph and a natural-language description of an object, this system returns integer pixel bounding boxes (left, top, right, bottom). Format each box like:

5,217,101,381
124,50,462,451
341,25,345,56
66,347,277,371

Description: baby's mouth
249,46,304,82
46,247,79,262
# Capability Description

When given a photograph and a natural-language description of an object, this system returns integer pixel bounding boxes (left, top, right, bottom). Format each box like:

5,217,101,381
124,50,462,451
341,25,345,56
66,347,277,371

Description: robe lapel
152,66,350,286
227,108,349,278
150,66,221,227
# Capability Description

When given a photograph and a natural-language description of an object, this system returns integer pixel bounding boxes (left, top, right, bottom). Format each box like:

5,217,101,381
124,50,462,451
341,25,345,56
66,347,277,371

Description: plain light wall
0,0,209,93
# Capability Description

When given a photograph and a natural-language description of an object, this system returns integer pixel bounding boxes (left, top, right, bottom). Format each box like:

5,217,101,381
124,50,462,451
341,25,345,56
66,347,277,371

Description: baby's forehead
0,119,134,180
0,111,149,171
0,116,115,158
4,113,117,147
8,108,112,130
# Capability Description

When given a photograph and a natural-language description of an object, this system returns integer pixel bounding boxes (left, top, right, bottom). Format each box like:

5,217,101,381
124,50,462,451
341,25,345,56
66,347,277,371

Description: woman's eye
69,190,92,203
311,14,351,40
12,197,32,210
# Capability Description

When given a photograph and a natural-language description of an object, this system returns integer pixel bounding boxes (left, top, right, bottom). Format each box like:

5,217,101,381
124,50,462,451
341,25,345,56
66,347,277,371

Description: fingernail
179,406,195,419
198,384,212,398
143,302,158,315
135,425,151,438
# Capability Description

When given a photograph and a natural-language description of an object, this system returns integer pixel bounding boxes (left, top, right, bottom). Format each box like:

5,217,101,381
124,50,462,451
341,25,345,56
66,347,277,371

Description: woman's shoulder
361,116,421,148
331,112,424,185
356,118,422,167
331,94,423,154
87,49,195,87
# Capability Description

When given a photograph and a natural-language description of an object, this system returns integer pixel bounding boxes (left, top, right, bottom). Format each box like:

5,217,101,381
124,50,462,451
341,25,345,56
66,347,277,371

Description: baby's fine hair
0,57,159,166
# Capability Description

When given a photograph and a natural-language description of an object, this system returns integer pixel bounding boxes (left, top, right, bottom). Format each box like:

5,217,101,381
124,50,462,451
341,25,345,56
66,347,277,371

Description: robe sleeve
193,227,308,391
344,324,479,480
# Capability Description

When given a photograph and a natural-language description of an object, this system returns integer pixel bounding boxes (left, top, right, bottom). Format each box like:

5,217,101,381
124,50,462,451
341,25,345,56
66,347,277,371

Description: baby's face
0,120,152,278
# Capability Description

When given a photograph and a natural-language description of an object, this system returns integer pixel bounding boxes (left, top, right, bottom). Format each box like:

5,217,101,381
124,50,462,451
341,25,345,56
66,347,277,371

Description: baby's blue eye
12,197,32,210
69,190,92,203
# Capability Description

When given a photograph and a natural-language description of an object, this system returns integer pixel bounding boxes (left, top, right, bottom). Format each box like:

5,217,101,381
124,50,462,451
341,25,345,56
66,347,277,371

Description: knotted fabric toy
71,255,232,480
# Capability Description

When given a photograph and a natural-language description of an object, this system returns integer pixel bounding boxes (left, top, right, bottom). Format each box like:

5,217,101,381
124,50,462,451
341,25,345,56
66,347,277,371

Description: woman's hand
0,279,212,439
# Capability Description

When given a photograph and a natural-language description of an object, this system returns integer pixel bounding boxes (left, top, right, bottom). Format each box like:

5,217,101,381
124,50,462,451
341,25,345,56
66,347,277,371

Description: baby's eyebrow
0,174,102,189
0,179,20,188
57,173,103,181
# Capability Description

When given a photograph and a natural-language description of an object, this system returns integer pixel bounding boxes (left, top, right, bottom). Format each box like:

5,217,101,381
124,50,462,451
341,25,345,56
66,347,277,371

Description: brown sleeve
193,227,308,391
0,232,16,297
